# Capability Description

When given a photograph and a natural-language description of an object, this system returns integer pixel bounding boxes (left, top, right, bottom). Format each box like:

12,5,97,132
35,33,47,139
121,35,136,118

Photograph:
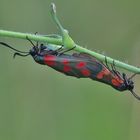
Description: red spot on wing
62,59,69,65
96,73,103,79
63,65,71,72
44,55,56,66
76,62,86,68
62,59,71,72
97,68,110,79
112,79,121,86
111,76,124,86
81,69,90,76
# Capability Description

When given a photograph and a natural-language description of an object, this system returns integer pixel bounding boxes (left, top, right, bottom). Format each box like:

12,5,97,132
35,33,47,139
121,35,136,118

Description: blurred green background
0,0,140,140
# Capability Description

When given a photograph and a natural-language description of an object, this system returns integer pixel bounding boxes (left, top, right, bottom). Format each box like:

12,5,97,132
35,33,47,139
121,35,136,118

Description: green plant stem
0,29,140,73
0,30,62,45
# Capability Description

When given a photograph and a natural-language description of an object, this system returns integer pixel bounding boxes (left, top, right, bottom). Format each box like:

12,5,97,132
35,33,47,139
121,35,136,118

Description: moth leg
58,46,76,56
111,60,121,77
34,32,39,47
50,45,64,55
105,56,111,71
26,36,36,47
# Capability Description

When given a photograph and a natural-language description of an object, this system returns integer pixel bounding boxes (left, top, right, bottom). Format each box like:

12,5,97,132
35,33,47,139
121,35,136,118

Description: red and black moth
0,40,139,100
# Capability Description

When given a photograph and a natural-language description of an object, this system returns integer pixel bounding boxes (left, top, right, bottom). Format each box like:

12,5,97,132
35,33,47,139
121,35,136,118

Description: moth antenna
0,42,29,53
13,52,30,58
130,90,140,100
129,73,137,80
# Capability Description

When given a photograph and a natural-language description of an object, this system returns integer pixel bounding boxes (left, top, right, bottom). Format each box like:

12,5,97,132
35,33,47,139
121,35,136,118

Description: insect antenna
13,52,30,58
130,90,140,100
0,42,29,53
128,73,137,80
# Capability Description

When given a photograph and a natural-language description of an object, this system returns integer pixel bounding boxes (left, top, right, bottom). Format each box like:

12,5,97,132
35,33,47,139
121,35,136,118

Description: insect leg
122,73,129,85
56,45,63,52
26,36,36,47
104,56,111,71
34,32,40,47
111,60,117,71
58,46,76,56
111,60,121,76
47,46,63,55
105,57,121,79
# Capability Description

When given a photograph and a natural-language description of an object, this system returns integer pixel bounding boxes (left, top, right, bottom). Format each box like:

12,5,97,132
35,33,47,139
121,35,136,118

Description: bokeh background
0,0,140,140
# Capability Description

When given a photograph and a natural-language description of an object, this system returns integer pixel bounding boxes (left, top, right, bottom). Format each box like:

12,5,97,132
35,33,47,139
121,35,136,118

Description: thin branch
0,30,62,45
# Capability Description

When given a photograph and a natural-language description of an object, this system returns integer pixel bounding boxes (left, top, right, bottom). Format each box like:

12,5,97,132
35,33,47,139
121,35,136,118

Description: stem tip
51,3,56,14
